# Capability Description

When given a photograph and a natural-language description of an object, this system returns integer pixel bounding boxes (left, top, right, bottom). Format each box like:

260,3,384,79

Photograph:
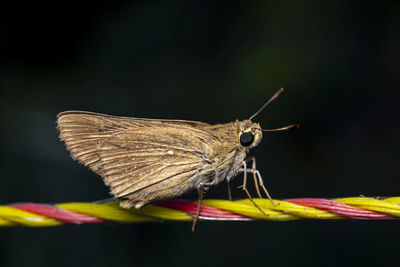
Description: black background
1,1,399,266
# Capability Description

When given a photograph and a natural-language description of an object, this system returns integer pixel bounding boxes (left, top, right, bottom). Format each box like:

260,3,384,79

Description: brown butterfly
57,88,297,230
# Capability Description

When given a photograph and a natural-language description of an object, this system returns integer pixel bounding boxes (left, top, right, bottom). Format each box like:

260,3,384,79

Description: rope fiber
1,197,399,227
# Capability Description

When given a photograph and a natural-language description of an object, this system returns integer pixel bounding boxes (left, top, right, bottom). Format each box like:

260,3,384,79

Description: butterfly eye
240,132,254,147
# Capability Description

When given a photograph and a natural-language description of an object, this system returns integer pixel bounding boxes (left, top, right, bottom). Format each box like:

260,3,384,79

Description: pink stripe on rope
285,198,393,219
11,203,104,224
156,200,251,221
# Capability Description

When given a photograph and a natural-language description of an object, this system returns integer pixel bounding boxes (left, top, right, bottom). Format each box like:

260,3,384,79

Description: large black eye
240,132,254,147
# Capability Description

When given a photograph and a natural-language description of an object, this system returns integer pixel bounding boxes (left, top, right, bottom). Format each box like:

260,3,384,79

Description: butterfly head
238,120,263,149
240,88,298,149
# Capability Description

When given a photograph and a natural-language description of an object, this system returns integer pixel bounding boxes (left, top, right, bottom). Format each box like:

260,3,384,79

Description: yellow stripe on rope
0,206,61,227
335,197,400,216
202,199,343,220
57,202,193,222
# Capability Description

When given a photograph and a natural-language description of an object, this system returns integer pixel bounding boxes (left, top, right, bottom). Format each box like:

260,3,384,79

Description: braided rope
1,197,399,227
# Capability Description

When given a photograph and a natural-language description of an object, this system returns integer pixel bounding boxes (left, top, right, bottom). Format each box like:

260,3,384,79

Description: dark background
1,1,399,267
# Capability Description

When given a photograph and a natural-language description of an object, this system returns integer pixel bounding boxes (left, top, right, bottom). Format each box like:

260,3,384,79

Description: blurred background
1,1,399,266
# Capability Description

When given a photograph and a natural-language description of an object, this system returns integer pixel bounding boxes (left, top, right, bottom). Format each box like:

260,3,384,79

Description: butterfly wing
57,111,218,208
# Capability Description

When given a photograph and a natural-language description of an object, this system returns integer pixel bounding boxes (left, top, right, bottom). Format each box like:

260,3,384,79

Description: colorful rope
1,197,399,227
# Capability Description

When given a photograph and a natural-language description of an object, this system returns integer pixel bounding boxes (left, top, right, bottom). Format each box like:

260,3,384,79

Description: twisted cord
1,197,399,227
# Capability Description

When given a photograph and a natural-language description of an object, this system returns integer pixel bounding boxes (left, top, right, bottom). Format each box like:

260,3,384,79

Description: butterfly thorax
197,119,262,187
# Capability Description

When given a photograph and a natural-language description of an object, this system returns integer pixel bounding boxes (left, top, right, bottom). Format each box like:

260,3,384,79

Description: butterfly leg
192,181,213,232
239,162,269,216
247,157,278,206
235,157,261,198
246,156,262,198
226,180,232,201
254,169,278,206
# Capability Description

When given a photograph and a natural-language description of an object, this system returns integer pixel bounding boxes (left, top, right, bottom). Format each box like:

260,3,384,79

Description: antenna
249,87,284,121
260,124,299,132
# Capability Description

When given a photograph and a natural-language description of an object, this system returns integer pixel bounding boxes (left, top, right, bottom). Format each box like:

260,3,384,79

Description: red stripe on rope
285,198,393,219
11,203,104,224
156,200,250,220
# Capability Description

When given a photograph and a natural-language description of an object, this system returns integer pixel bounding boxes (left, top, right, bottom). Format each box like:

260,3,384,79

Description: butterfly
57,88,297,229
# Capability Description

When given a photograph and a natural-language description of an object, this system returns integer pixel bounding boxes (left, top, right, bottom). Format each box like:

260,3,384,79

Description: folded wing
57,111,217,207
